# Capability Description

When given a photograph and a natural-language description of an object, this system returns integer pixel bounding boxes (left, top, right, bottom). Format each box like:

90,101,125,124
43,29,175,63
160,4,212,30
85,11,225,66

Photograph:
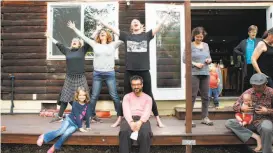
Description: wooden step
175,106,235,120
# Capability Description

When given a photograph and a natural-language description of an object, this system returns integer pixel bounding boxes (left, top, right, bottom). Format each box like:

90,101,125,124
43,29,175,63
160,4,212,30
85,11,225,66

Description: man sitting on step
225,73,273,153
119,75,153,153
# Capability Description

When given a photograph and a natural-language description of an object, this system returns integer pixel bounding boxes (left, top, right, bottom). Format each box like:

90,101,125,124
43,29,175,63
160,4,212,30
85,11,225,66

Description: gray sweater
183,42,211,75
72,28,123,72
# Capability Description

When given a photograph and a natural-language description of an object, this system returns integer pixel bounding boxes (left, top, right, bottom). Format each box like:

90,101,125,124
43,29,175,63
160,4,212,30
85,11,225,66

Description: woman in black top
252,27,273,88
45,32,91,122
96,14,170,127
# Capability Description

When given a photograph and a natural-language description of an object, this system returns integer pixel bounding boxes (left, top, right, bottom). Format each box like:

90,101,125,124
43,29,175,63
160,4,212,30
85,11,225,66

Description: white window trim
146,3,186,100
47,2,119,60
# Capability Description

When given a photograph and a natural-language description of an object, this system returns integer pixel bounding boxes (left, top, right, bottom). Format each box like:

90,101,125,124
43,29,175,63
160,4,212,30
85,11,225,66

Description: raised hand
44,31,51,38
96,23,103,31
67,20,76,29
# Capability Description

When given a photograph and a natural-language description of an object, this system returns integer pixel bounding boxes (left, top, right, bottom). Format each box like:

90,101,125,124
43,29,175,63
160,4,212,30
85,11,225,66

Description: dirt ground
1,144,254,153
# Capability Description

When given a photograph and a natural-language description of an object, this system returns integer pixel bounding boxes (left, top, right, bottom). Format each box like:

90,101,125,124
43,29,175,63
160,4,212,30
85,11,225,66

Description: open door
146,3,185,100
266,5,273,30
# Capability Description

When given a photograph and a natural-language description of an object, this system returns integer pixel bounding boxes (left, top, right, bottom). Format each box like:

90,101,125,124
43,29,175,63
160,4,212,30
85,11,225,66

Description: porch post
184,0,193,153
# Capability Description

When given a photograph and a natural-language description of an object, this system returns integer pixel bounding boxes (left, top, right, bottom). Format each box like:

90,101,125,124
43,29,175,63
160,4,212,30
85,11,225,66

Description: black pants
58,101,73,117
244,64,255,90
119,117,152,153
123,70,159,116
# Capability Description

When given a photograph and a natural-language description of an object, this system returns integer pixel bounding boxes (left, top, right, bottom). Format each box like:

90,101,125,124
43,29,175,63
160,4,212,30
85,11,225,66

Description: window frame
46,2,119,60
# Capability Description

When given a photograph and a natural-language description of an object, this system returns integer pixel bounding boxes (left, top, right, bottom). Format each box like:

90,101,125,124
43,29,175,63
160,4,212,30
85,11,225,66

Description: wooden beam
1,6,46,13
2,39,46,46
1,32,45,39
3,13,47,20
184,0,192,133
1,20,46,26
185,1,192,153
1,46,46,53
2,26,46,33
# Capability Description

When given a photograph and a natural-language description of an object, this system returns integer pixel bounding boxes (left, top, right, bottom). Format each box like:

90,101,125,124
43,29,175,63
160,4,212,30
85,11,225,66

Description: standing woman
252,27,273,88
45,32,91,123
184,27,213,127
97,14,170,127
67,21,123,127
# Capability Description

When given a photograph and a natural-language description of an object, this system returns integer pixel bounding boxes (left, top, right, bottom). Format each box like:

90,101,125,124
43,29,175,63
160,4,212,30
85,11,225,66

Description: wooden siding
1,1,127,101
1,1,271,101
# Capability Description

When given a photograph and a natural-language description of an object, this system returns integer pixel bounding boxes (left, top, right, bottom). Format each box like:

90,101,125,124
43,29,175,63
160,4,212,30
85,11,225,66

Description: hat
250,73,268,85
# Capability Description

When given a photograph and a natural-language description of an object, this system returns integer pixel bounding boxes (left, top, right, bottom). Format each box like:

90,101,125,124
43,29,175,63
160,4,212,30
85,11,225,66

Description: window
146,3,185,100
47,2,119,60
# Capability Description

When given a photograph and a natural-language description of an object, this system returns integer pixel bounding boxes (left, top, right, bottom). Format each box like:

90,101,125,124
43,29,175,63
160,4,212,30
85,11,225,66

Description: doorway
192,8,267,96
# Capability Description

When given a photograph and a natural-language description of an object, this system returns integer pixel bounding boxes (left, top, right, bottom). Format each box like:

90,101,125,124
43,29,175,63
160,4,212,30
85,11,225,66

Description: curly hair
74,86,90,104
95,29,113,44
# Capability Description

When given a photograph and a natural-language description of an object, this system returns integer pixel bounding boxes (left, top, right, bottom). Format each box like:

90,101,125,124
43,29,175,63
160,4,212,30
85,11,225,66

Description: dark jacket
233,38,262,77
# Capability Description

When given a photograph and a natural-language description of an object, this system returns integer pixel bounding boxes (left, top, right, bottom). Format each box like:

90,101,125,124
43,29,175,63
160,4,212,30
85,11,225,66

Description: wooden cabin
1,0,273,115
2,0,273,149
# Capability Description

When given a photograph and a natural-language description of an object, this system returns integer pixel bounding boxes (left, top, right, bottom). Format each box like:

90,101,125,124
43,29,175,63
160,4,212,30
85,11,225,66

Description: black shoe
92,116,102,123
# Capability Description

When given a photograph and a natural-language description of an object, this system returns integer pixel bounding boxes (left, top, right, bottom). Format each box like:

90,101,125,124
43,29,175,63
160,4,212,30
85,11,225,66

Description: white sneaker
201,117,213,126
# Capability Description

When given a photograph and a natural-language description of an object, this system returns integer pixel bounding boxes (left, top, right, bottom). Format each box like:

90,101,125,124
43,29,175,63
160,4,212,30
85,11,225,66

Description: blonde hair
74,86,90,104
248,25,258,32
95,29,113,44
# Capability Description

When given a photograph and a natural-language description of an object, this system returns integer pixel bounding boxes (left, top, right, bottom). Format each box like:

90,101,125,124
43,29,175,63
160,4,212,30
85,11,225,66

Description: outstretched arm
95,17,120,36
67,20,96,47
152,12,170,36
45,31,58,44
45,31,68,55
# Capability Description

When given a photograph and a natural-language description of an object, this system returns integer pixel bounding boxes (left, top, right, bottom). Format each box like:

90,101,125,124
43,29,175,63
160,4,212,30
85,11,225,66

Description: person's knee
225,119,236,128
119,130,131,139
261,120,273,133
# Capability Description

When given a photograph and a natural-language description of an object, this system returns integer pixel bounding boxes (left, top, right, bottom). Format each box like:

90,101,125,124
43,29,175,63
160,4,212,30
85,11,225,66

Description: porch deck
1,114,256,146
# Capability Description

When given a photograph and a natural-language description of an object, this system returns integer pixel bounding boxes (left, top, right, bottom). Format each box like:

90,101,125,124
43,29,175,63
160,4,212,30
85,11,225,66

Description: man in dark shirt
225,73,273,153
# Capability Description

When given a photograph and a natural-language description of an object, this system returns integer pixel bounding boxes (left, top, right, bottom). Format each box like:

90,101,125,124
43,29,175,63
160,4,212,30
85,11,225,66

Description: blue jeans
90,71,121,116
43,117,77,150
209,88,219,107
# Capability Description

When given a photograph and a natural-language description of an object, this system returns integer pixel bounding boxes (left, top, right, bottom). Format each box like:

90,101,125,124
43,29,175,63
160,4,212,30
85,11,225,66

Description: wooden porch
1,114,257,146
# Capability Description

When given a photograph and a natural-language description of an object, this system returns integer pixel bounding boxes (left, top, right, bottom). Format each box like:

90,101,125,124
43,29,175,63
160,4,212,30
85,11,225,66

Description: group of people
189,25,273,153
37,11,171,153
35,10,273,152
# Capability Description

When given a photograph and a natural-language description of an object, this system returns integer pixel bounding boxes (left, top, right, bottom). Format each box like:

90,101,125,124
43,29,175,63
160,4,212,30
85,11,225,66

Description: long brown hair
95,29,113,44
74,86,90,104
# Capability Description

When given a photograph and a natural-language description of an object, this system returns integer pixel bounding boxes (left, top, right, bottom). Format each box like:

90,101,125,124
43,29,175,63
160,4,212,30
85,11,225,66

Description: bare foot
156,116,165,128
36,134,44,146
111,116,122,128
47,145,55,153
254,136,262,152
252,133,262,152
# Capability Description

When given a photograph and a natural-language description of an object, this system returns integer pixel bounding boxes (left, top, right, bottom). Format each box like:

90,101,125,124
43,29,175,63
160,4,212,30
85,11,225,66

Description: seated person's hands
255,106,268,115
135,120,143,132
241,104,253,113
129,121,137,132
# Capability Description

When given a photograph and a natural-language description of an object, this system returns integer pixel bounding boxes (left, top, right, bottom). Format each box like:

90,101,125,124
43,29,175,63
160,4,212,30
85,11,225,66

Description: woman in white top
67,21,123,127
